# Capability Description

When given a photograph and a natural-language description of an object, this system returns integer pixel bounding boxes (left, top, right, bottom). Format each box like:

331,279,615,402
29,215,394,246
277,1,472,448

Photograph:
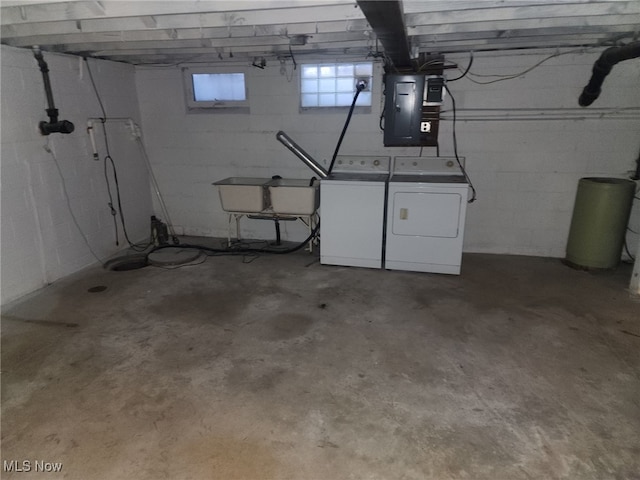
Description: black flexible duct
328,81,367,174
579,41,640,107
32,46,74,135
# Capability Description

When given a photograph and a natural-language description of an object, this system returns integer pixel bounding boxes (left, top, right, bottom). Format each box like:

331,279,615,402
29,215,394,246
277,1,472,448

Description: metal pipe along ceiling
356,0,412,69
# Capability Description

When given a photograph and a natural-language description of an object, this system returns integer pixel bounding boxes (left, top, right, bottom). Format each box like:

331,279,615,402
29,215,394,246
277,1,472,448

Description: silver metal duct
276,131,329,178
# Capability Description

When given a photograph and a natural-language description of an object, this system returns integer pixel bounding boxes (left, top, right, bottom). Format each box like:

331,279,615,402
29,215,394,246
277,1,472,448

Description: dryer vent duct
32,46,74,135
276,131,329,178
579,41,640,107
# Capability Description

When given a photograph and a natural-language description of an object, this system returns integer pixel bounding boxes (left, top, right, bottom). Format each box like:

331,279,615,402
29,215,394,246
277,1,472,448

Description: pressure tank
565,177,636,269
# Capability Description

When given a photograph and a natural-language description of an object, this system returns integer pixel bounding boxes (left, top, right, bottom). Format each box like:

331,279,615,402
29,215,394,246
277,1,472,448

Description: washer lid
326,172,389,182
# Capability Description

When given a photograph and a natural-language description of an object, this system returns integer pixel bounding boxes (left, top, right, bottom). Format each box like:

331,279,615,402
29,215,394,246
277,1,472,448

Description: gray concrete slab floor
1,247,639,479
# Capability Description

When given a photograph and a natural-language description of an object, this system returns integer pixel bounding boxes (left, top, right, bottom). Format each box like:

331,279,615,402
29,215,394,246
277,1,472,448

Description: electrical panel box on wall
383,74,425,146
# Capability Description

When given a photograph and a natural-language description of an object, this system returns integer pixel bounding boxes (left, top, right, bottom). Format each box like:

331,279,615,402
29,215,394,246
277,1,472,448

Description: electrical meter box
383,74,426,146
424,76,445,105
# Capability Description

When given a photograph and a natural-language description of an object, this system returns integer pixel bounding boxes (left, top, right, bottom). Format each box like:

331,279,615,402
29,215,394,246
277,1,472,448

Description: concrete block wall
445,50,640,258
1,45,152,304
136,49,640,257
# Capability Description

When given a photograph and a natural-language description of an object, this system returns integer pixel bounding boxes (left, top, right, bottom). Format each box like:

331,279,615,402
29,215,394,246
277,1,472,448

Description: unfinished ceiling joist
1,0,638,65
356,0,413,69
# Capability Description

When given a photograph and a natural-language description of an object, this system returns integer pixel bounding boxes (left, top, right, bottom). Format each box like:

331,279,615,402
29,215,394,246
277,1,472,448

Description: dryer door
391,191,462,238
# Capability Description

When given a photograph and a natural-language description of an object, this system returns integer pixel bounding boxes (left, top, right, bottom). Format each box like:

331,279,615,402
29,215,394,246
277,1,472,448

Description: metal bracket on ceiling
289,35,307,46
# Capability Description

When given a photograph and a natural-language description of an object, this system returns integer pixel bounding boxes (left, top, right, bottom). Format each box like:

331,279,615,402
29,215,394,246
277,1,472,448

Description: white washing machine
320,156,390,268
385,157,469,275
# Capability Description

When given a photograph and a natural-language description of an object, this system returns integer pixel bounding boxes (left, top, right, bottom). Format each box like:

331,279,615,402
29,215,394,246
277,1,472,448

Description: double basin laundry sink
213,177,319,215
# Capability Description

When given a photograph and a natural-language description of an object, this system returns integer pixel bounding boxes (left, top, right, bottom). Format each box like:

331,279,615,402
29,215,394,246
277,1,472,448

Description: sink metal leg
235,214,242,244
228,213,244,247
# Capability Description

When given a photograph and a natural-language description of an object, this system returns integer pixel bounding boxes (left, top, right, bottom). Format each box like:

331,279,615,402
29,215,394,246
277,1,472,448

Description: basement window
300,62,373,109
183,67,249,111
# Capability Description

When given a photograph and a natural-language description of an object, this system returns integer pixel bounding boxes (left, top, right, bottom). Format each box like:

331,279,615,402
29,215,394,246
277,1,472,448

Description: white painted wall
447,50,640,259
1,45,152,304
135,49,639,259
1,46,637,303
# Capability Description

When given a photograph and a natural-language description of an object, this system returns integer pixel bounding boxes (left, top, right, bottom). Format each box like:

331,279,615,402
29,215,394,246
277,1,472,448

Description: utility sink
213,177,271,213
213,177,320,215
268,178,320,215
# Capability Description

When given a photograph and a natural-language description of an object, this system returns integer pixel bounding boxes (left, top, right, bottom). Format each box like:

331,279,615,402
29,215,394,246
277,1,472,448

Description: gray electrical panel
383,74,426,146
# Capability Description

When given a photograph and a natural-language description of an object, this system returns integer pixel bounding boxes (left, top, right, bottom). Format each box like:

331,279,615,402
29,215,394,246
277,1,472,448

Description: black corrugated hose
146,221,320,259
328,82,367,174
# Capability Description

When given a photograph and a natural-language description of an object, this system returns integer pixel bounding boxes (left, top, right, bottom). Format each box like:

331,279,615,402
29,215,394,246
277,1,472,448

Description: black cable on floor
148,222,320,260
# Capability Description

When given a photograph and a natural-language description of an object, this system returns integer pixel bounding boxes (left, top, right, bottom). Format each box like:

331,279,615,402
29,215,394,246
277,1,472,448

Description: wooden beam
415,36,619,53
39,31,372,53
0,0,354,25
407,14,640,37
2,19,372,46
402,0,633,14
88,40,372,58
411,25,639,45
405,2,640,27
357,0,412,67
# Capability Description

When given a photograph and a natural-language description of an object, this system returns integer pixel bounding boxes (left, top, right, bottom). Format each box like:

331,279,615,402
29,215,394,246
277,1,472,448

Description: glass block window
300,62,373,108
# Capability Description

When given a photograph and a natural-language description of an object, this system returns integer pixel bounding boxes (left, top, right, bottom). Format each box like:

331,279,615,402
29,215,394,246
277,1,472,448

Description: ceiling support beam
357,0,413,69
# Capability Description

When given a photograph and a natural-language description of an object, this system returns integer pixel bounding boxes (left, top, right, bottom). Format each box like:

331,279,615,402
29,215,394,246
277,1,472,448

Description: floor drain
87,285,107,293
147,247,203,267
103,254,149,271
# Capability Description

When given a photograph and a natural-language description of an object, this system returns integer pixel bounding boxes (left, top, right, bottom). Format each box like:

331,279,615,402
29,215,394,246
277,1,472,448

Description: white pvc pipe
86,121,99,161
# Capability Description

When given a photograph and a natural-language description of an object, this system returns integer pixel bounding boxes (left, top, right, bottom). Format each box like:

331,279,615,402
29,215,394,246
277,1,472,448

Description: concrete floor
2,243,639,479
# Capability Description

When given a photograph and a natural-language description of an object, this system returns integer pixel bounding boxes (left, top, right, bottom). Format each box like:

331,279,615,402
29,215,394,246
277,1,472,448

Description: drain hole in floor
87,285,108,293
104,254,149,271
